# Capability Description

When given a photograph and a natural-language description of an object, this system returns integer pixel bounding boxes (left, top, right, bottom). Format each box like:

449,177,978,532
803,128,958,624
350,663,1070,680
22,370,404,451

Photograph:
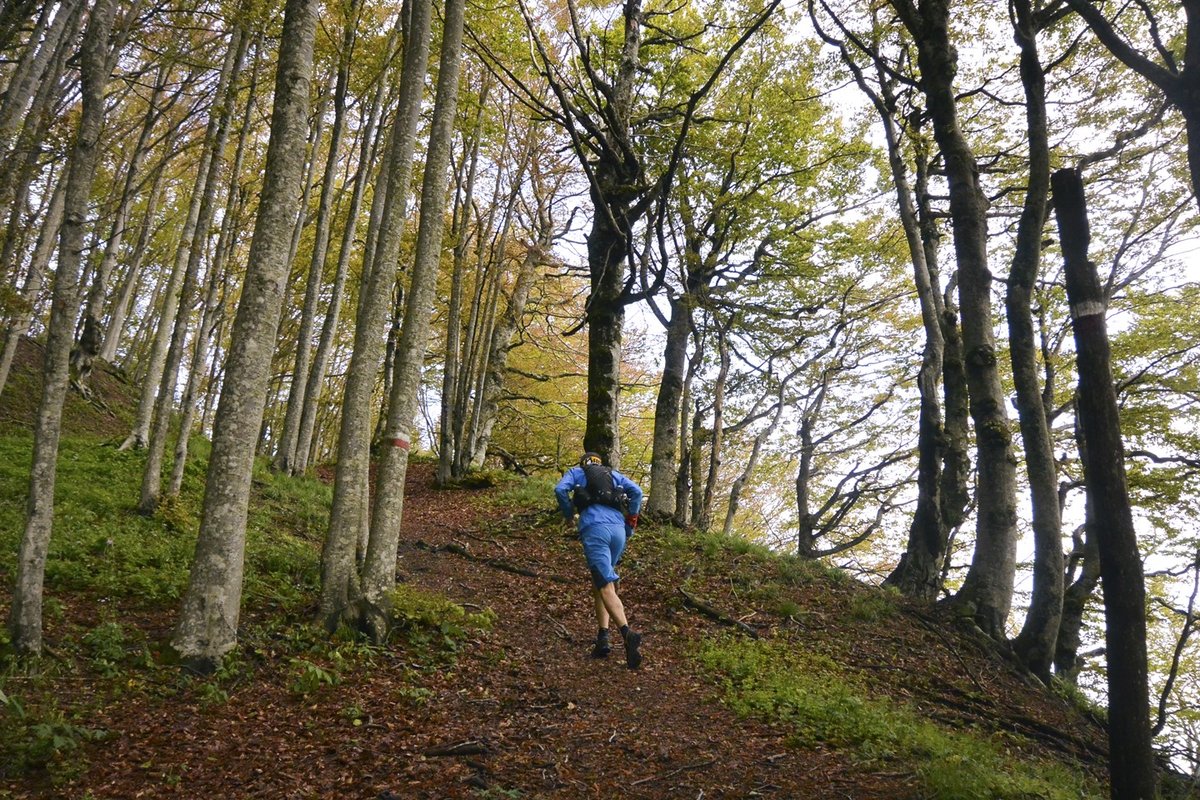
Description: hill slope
0,336,1166,799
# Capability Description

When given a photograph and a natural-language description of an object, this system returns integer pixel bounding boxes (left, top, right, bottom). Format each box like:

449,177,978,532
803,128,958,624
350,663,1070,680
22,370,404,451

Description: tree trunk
1008,0,1063,683
723,397,783,538
168,45,260,498
120,121,219,452
468,233,546,467
294,24,393,475
438,90,485,483
0,0,79,161
0,0,81,281
172,0,319,671
276,15,355,474
8,0,115,655
871,78,949,601
320,0,433,627
71,70,166,393
698,324,730,531
1053,166,1156,800
673,341,701,526
138,27,246,515
895,0,1018,638
358,0,466,638
646,293,690,518
97,146,168,364
0,173,64,397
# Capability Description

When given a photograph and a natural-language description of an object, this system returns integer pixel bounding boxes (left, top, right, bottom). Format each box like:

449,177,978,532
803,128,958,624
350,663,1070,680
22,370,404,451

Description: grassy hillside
0,338,1194,799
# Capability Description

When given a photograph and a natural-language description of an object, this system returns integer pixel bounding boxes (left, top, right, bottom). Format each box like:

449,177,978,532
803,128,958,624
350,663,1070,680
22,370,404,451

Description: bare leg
597,582,628,629
593,589,611,629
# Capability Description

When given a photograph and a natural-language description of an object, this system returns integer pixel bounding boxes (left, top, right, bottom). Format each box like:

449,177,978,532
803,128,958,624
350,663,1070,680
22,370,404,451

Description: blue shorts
581,523,626,589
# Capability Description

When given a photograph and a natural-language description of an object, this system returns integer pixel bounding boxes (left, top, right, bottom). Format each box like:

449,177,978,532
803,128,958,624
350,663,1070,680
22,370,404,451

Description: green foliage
388,584,495,658
0,433,327,613
475,788,523,800
0,687,107,781
493,475,558,510
289,657,341,696
81,622,130,678
697,637,1103,800
847,589,899,623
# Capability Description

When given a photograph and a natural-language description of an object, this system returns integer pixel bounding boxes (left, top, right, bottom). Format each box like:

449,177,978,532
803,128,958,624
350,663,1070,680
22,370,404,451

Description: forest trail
44,463,918,800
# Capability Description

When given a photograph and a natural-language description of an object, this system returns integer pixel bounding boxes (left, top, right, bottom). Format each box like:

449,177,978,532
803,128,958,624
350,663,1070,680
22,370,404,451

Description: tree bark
0,173,64,397
97,142,168,364
320,0,433,627
1053,166,1156,800
139,26,246,515
8,0,115,655
294,23,393,475
71,69,166,393
358,0,466,638
646,293,690,518
276,13,356,474
438,88,485,483
893,0,1018,638
1008,0,1063,684
169,42,260,498
172,0,319,670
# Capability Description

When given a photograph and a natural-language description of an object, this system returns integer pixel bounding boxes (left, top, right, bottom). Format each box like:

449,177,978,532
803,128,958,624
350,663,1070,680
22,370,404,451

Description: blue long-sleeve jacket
555,466,643,531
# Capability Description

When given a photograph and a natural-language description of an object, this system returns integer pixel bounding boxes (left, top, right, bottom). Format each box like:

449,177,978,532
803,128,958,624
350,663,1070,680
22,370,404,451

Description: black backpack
572,463,629,513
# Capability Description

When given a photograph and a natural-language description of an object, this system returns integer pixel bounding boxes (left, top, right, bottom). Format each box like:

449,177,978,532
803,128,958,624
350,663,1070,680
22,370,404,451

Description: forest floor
0,337,1128,799
1,459,1117,799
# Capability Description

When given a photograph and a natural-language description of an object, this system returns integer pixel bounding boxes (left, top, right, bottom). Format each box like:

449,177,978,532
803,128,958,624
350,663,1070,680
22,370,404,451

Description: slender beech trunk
169,46,260,498
673,339,701,526
0,1,81,280
463,149,528,470
98,147,167,363
469,227,548,467
139,27,246,514
172,0,318,671
8,0,115,655
357,0,466,639
723,397,784,538
294,38,390,475
795,378,830,557
438,87,486,483
0,174,65,397
1054,166,1156,800
646,293,690,518
277,15,356,474
71,72,166,392
320,0,433,627
121,110,221,451
1008,0,1063,683
1055,417,1101,681
894,0,1018,638
0,0,79,161
698,324,730,532
862,72,950,600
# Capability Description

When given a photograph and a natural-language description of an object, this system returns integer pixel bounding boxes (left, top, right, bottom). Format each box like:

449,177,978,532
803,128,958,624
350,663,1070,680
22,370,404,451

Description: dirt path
17,465,916,799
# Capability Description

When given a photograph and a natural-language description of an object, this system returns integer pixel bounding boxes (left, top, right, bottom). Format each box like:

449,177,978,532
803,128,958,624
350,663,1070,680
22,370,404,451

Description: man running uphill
555,452,644,669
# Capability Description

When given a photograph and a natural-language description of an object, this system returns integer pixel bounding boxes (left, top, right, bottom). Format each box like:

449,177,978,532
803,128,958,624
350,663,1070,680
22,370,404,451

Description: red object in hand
625,513,639,529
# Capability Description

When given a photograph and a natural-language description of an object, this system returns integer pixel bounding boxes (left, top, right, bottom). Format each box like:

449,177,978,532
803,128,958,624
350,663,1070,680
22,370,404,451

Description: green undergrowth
493,474,557,509
0,431,493,784
697,636,1104,800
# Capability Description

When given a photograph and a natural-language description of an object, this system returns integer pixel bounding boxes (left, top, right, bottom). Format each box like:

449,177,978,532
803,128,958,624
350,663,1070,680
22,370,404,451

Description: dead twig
630,758,717,787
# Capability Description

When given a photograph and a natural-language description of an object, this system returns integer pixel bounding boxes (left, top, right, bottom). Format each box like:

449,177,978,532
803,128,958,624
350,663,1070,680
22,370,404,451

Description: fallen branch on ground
424,740,490,757
677,587,759,638
415,539,571,583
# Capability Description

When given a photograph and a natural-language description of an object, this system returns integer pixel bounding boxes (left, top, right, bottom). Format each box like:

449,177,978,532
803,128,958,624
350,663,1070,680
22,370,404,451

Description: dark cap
580,452,602,467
